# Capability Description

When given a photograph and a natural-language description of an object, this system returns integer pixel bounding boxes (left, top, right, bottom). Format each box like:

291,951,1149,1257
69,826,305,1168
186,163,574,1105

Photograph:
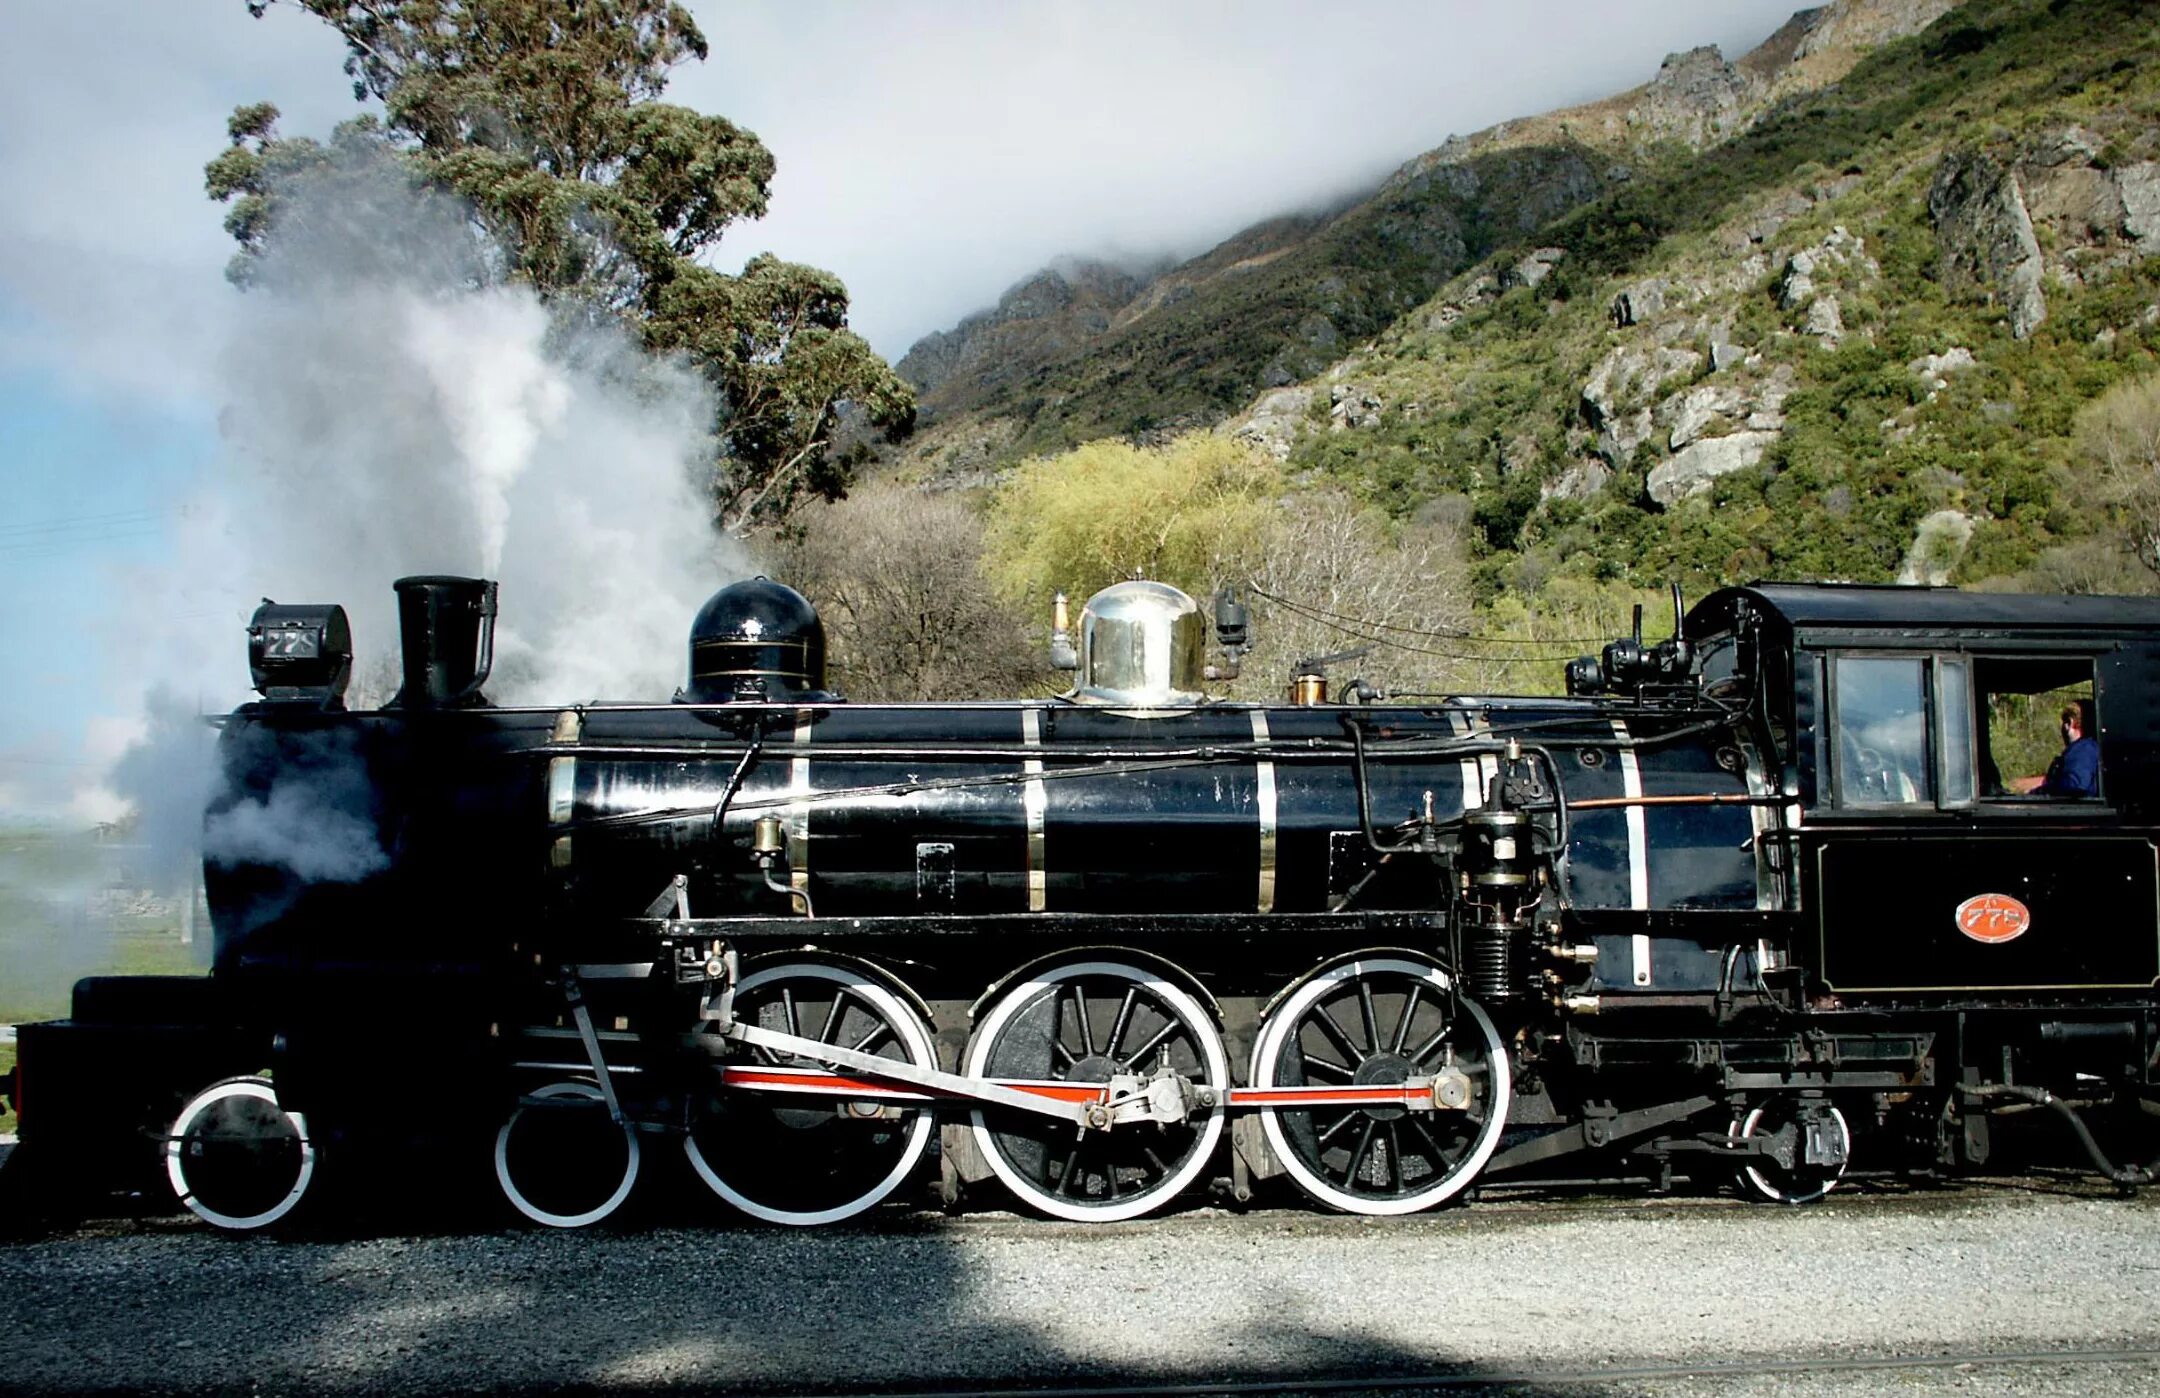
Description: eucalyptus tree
208,0,913,533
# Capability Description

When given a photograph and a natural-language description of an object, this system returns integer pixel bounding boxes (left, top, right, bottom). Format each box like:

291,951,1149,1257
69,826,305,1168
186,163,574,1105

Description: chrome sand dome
1075,580,1206,707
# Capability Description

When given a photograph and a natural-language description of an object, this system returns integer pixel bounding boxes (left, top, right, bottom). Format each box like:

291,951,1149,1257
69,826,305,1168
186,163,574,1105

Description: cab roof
1687,582,2160,638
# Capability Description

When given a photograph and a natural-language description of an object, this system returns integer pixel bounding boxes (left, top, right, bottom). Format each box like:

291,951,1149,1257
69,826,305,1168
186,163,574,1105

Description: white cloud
681,0,1809,353
1,1,1809,374
0,1,356,405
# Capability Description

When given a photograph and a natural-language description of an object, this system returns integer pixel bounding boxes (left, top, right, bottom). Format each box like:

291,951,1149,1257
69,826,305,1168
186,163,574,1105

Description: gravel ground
3,1181,2159,1396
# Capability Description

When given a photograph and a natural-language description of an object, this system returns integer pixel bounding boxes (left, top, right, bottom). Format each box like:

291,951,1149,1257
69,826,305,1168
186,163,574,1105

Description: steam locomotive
7,571,2160,1231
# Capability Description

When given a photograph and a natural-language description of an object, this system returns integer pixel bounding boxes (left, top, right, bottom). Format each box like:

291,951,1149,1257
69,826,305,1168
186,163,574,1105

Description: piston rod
715,1023,1467,1119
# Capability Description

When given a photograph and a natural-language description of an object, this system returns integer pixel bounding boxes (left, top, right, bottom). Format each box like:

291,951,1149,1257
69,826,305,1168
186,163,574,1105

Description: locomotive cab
1686,584,2160,998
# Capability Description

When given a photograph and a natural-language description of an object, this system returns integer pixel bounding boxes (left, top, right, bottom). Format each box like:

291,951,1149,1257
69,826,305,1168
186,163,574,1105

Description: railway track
839,1348,2160,1398
4,1183,2157,1395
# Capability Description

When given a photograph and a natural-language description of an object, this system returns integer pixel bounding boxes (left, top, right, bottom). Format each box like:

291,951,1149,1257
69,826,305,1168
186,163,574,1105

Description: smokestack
389,575,497,709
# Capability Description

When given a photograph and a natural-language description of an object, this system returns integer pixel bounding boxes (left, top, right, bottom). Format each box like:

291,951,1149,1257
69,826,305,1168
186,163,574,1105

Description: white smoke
404,294,573,579
198,723,387,886
106,691,219,891
96,160,746,907
211,274,732,705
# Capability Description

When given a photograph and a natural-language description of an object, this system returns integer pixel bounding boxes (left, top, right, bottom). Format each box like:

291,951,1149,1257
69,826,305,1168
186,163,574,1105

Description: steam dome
684,577,831,702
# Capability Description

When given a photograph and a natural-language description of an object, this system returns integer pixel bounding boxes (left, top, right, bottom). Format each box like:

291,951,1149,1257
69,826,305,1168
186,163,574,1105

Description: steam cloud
206,163,740,705
98,159,745,922
200,724,387,886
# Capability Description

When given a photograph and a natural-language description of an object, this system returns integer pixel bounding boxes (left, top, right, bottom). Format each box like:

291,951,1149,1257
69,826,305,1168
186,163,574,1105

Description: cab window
1832,656,1933,806
1973,657,2098,801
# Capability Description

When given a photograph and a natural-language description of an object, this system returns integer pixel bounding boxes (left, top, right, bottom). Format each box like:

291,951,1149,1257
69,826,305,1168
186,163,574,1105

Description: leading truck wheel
687,959,938,1226
166,1076,316,1231
494,1081,640,1228
966,959,1228,1222
1251,957,1511,1215
1730,1098,1850,1205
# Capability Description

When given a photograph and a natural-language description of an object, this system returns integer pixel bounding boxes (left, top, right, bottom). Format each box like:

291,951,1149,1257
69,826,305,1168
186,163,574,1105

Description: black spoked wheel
966,959,1227,1222
494,1080,640,1228
166,1076,315,1231
1730,1097,1850,1205
1252,956,1510,1215
687,959,937,1226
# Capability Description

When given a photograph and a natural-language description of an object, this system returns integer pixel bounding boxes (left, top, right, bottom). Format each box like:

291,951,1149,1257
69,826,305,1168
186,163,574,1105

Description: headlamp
246,601,353,707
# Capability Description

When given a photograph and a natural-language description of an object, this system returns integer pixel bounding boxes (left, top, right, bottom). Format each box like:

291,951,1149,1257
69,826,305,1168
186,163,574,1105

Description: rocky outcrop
1581,328,1798,474
1542,459,1612,503
1794,0,1960,60
1658,384,1750,451
1329,382,1384,431
1629,46,1752,150
1897,509,1979,585
1928,151,2048,339
1610,278,1668,327
2122,164,2160,244
1223,387,1314,461
1582,345,1701,464
2019,128,2160,281
1908,346,1976,395
1743,0,1963,96
1804,295,1846,344
2020,127,2124,238
896,259,1147,407
1504,247,1566,290
1926,127,2160,343
1777,226,1876,345
1647,430,1780,507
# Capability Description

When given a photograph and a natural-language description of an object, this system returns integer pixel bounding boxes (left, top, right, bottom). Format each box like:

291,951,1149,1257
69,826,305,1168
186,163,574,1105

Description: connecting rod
716,1022,1467,1122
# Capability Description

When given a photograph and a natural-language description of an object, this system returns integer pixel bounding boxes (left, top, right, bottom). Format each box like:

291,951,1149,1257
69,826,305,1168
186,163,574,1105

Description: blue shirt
2041,735,2099,797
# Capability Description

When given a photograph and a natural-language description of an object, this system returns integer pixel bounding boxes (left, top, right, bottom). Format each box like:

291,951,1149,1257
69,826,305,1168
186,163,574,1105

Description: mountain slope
1254,0,2159,595
892,0,2160,603
893,0,1966,471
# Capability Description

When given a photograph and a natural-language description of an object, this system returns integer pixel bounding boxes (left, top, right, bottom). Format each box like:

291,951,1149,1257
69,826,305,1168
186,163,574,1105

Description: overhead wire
0,505,180,558
0,505,169,536
1243,580,1613,648
1247,586,1586,665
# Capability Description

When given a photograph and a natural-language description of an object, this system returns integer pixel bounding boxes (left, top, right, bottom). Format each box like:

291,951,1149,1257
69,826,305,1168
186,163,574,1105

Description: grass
0,830,206,1029
0,829,210,1139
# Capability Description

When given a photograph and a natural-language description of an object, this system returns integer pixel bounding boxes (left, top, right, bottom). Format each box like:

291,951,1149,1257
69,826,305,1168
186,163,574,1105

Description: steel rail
796,1346,2160,1398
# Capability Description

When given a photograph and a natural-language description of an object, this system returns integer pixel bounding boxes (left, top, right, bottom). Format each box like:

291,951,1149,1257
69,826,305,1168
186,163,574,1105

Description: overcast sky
0,0,1807,820
687,1,1807,353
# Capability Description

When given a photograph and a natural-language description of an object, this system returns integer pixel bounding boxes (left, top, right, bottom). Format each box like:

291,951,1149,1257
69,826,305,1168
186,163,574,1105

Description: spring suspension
1465,912,1531,1004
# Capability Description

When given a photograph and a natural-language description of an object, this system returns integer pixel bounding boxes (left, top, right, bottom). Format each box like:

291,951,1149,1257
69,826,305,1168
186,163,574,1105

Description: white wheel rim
686,961,938,1226
1252,957,1511,1216
1734,1102,1850,1205
967,960,1228,1223
166,1077,315,1231
495,1081,641,1228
